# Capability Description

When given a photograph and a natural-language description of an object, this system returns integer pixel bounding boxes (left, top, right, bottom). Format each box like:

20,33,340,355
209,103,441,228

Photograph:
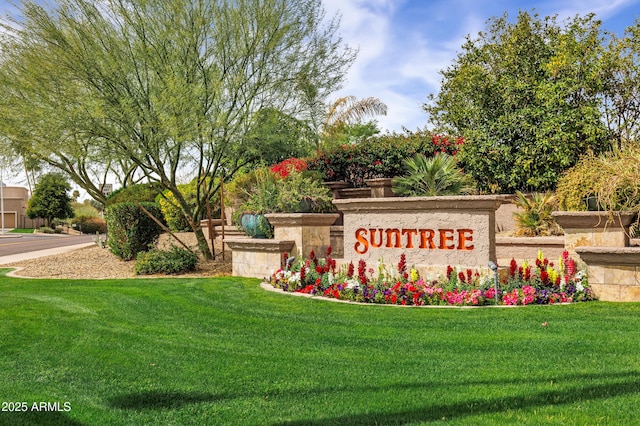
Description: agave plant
392,153,475,197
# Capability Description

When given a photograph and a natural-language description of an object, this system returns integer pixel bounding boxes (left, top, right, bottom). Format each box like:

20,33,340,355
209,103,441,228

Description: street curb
0,242,96,265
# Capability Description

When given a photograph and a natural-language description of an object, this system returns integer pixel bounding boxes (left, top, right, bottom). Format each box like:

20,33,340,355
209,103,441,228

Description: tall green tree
601,22,640,148
425,12,611,193
27,173,74,228
0,0,355,259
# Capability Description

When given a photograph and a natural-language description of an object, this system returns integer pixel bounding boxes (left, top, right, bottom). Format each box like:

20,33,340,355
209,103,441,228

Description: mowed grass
1,268,639,425
8,229,35,234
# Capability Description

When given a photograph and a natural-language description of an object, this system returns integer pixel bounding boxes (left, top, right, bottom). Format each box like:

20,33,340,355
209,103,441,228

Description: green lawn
8,228,34,234
1,268,639,425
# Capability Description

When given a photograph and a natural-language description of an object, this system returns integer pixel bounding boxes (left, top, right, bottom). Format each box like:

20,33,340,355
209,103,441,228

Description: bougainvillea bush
270,249,596,306
306,130,463,188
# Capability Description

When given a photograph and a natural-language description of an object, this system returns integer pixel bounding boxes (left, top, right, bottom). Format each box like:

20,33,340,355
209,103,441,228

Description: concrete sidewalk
0,242,96,265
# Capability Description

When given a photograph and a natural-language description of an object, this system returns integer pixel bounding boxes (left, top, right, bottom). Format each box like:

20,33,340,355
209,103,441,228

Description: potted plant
234,160,335,238
236,168,278,238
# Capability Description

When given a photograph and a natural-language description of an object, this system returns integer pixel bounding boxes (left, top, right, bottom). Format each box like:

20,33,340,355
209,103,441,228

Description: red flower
397,253,407,276
347,262,355,278
540,270,549,285
509,259,518,277
566,259,576,277
446,265,454,280
270,158,308,178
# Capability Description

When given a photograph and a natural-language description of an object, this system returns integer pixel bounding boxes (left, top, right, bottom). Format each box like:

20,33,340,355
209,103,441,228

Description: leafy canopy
425,12,612,193
0,0,355,258
26,173,74,227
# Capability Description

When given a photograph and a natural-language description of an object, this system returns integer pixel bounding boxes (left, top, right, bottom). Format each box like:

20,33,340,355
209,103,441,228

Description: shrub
134,246,198,275
392,153,475,196
73,216,107,234
105,184,163,207
157,184,194,233
38,226,56,234
104,202,164,261
72,201,100,218
307,129,444,187
239,168,333,215
512,191,562,237
556,146,640,214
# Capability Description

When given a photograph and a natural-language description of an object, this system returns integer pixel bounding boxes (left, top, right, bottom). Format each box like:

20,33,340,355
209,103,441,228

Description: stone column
264,213,340,259
551,211,636,259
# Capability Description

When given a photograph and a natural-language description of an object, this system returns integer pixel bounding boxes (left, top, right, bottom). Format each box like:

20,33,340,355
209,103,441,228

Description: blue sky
321,0,640,132
1,0,640,186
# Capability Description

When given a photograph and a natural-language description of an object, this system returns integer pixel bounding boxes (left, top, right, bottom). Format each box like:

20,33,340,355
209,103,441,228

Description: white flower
345,278,360,289
288,272,300,284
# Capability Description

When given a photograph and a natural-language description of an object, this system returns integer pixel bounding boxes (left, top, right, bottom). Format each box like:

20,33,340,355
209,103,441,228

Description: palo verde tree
425,12,612,193
0,0,355,259
26,173,74,228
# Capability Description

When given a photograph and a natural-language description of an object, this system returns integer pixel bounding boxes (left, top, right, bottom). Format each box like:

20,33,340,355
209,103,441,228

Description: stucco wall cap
551,211,637,229
333,195,507,212
575,246,640,266
264,213,340,227
224,238,294,252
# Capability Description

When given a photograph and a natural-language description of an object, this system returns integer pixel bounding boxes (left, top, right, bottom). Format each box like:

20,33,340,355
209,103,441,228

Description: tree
242,108,317,166
27,173,74,227
320,96,387,149
601,23,640,148
0,0,355,259
425,12,611,193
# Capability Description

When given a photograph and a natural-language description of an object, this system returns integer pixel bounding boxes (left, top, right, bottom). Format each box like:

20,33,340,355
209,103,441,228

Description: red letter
369,229,384,248
402,229,417,248
457,229,474,250
354,228,369,254
385,229,402,248
439,229,455,250
419,229,436,249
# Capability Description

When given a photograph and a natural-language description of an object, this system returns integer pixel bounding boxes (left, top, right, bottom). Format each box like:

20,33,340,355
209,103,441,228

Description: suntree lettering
354,228,474,255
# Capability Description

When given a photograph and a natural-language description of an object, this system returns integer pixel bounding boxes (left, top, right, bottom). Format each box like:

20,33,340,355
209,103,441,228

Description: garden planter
323,181,349,199
264,213,340,258
365,178,395,198
240,213,272,238
551,210,637,261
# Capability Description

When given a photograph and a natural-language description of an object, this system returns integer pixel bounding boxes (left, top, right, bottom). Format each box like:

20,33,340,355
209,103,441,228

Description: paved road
0,234,94,258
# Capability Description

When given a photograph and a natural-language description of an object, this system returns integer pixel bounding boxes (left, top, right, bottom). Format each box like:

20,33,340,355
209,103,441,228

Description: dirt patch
4,233,231,279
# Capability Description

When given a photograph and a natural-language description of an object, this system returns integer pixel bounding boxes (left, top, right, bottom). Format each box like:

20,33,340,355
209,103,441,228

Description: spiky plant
392,153,475,197
512,191,562,236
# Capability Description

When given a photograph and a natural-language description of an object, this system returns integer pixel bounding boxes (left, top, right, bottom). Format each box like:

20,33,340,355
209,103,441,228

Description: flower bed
269,248,596,306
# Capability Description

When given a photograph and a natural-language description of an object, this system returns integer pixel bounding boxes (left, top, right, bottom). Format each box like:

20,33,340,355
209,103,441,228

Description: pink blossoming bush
270,249,596,306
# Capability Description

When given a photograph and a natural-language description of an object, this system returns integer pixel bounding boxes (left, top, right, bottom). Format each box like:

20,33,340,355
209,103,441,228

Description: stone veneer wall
552,211,640,302
576,247,640,302
264,213,340,259
224,239,294,279
551,211,635,261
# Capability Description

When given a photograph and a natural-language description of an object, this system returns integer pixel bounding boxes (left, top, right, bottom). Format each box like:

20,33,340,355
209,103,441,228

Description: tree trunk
194,224,213,261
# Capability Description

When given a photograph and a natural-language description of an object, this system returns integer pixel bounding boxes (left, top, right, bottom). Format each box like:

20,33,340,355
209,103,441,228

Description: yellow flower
410,269,419,282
